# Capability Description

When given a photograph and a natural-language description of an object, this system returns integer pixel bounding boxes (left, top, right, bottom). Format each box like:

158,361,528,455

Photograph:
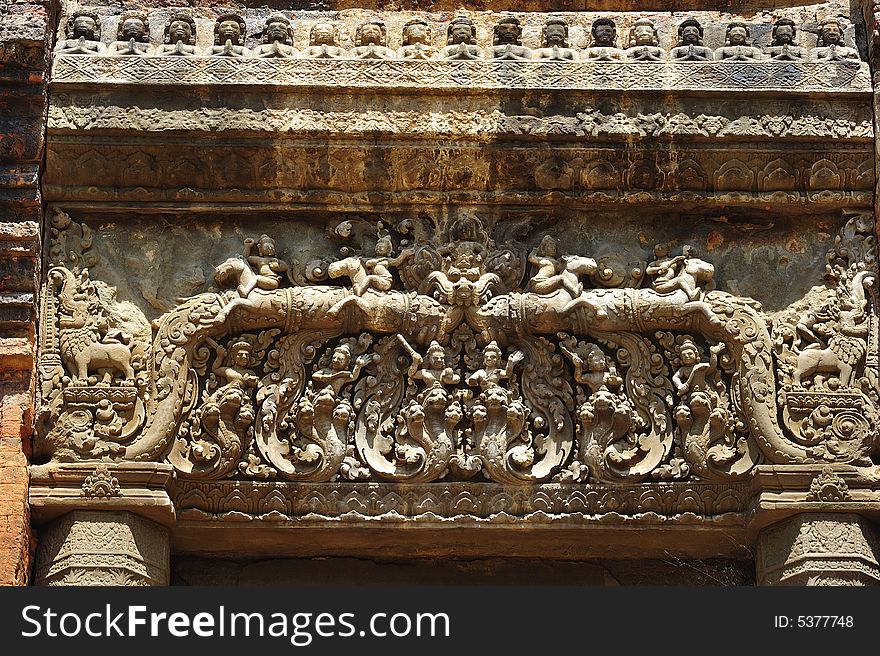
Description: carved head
677,337,699,365
214,13,246,46
447,17,477,45
677,18,704,46
355,20,387,47
256,234,276,256
493,16,522,46
228,340,253,366
375,234,393,257
536,235,559,257
771,18,798,46
331,344,352,370
67,11,101,41
310,21,339,46
725,21,752,46
484,341,502,366
817,18,844,46
629,18,659,47
590,18,617,47
116,11,149,43
427,341,446,367
164,12,196,46
262,13,294,45
541,18,569,48
402,18,431,46
585,345,607,372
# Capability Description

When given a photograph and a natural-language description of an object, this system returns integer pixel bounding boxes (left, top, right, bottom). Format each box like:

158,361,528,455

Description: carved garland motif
37,211,880,485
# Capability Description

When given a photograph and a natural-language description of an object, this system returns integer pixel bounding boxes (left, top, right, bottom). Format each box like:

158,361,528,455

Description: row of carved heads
58,12,861,62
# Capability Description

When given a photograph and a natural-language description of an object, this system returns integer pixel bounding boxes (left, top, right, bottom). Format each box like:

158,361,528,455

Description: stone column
756,513,880,586
34,510,170,586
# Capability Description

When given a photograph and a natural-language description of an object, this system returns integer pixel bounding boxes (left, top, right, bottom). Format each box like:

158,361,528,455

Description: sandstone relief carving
207,13,250,58
36,211,880,485
252,14,298,59
107,11,151,57
56,11,106,55
156,12,197,57
50,12,867,64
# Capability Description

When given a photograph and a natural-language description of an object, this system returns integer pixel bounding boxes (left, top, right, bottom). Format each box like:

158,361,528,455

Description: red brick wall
0,1,50,586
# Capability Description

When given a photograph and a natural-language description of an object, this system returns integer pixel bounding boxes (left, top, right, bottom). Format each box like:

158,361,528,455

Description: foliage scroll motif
37,212,880,483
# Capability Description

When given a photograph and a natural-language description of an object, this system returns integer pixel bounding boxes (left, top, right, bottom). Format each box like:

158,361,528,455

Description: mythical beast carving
37,212,880,482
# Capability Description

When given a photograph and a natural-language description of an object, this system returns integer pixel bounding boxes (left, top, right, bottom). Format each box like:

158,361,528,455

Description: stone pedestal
34,510,169,586
756,513,880,586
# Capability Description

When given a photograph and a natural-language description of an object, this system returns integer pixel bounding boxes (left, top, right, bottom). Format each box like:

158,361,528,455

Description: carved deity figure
213,235,288,323
466,342,524,392
646,246,722,327
488,16,532,60
157,12,198,57
533,18,579,61
242,235,287,294
212,339,260,392
672,337,721,399
107,11,152,56
766,18,808,60
527,235,608,318
439,17,482,60
311,344,375,402
397,19,436,59
669,18,714,61
303,22,347,59
56,11,107,55
810,18,860,61
559,341,622,394
251,13,298,58
715,22,764,61
401,337,460,390
624,17,665,61
582,18,625,62
351,21,396,59
327,232,412,317
207,13,251,57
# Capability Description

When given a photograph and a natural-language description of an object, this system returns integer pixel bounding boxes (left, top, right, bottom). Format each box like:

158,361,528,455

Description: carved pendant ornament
37,212,879,485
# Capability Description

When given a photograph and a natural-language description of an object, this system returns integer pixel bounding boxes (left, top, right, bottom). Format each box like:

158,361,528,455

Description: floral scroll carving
37,212,880,484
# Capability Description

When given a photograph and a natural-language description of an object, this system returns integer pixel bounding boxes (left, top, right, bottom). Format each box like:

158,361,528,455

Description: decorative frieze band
51,56,871,91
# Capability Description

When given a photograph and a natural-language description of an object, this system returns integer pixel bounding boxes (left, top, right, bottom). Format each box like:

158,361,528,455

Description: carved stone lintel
757,513,880,585
35,510,169,586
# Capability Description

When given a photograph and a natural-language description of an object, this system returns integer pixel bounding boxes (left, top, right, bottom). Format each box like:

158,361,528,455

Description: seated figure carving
351,21,396,59
669,18,714,61
488,16,532,60
206,13,251,57
810,18,860,61
533,18,579,61
56,11,107,55
715,22,764,61
303,21,347,59
582,18,625,61
439,17,482,60
107,11,152,56
624,17,665,61
156,12,198,56
251,13,298,58
397,19,436,59
766,18,808,60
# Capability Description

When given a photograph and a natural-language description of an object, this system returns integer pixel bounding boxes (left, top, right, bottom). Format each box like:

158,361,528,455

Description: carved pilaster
34,510,169,586
756,513,880,586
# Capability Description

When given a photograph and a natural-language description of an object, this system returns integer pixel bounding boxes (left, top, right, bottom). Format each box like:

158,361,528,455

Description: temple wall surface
2,0,880,585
